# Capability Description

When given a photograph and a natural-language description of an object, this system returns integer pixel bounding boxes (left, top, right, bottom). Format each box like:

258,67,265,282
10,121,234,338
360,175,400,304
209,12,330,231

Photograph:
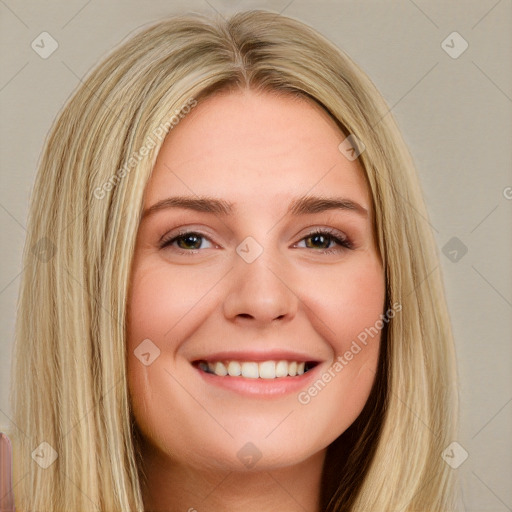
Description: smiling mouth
193,360,319,379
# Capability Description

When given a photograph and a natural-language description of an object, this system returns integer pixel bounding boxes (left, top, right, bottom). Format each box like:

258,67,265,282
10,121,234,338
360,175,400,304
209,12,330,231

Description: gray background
1,1,511,510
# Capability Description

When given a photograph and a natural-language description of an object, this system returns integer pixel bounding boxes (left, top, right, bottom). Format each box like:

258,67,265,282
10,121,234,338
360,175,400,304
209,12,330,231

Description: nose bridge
222,234,297,323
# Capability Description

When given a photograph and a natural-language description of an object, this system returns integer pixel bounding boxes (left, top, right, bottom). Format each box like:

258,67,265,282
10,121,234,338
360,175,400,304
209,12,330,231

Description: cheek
125,260,219,455
126,259,218,349
296,255,385,436
308,254,385,358
125,260,211,411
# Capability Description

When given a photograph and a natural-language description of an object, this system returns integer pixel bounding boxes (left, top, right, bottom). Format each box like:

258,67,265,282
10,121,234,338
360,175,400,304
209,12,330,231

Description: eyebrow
141,194,368,219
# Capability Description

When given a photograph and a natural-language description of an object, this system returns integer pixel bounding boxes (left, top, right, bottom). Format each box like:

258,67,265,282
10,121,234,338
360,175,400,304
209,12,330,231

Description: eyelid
157,222,221,242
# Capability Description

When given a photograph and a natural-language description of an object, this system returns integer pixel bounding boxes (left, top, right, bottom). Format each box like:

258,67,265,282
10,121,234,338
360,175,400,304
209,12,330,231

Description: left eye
159,229,352,253
294,229,352,251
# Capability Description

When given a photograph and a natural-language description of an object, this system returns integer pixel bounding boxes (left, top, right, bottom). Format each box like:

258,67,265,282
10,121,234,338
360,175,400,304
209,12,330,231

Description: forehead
144,89,371,213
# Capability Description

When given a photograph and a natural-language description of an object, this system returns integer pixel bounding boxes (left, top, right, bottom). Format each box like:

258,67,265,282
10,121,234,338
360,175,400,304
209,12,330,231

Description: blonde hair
9,10,458,511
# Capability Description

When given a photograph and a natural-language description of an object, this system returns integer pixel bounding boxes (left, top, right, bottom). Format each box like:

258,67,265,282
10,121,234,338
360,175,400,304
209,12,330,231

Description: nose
222,244,298,326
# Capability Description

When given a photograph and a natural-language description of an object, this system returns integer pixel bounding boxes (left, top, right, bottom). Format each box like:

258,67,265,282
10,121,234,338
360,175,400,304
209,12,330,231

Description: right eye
159,231,214,254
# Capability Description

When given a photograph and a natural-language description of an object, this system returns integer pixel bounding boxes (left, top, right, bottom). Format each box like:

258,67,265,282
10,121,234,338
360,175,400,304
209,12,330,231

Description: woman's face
127,89,385,472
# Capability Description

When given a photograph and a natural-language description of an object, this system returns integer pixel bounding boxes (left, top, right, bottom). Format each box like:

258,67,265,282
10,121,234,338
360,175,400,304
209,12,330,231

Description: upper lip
191,350,322,363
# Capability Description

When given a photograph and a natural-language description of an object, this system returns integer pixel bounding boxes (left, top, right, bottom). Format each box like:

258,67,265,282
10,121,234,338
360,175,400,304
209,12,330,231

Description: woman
7,9,458,511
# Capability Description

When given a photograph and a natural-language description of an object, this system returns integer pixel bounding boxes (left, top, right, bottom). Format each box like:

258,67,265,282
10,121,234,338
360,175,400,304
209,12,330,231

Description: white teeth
275,360,288,378
204,360,313,379
259,361,276,379
227,361,241,376
241,362,259,379
214,362,228,376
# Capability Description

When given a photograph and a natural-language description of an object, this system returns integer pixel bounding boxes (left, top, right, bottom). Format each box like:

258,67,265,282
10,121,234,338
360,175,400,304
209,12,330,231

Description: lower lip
194,364,322,397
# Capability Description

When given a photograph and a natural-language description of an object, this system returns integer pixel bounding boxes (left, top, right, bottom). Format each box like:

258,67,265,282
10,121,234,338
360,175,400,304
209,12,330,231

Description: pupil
180,234,200,249
309,234,328,249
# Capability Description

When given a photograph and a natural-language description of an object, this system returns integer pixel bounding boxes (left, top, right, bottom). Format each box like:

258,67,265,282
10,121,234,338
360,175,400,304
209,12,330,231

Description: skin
126,88,385,512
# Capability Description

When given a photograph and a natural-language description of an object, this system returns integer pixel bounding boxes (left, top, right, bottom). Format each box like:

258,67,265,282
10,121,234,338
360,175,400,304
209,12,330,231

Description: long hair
9,10,458,511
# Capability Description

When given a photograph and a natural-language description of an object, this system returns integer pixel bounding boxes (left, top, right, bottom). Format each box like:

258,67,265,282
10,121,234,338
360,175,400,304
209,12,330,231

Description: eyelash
159,228,353,255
